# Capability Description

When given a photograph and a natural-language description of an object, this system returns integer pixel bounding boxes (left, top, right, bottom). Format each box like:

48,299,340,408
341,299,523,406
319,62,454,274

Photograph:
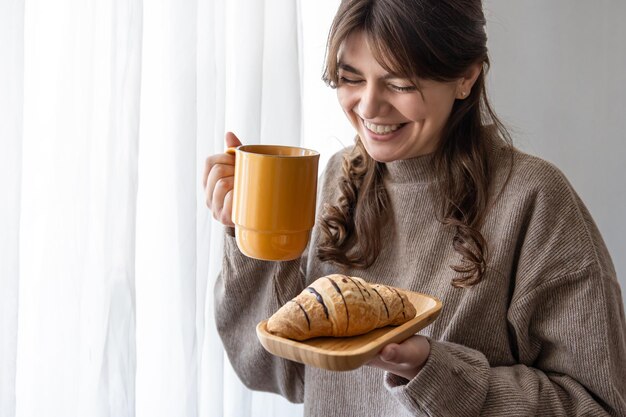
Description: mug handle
225,146,237,156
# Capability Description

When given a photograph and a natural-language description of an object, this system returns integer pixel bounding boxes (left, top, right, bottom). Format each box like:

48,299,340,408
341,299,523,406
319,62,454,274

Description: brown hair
317,0,512,288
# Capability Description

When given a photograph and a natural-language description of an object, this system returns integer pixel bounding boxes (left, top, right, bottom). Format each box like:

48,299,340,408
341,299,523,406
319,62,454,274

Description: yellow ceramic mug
226,144,320,261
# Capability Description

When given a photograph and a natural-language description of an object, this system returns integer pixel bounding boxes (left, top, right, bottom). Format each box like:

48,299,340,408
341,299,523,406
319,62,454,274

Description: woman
205,0,626,415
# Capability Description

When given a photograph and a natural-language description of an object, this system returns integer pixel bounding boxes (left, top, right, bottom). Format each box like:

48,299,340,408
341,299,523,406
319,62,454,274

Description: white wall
484,1,626,297
301,1,626,302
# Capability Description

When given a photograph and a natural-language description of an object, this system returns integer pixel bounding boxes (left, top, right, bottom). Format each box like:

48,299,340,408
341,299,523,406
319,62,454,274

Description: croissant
266,274,417,341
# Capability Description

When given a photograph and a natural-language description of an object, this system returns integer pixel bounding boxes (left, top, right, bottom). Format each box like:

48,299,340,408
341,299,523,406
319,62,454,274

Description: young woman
205,0,626,415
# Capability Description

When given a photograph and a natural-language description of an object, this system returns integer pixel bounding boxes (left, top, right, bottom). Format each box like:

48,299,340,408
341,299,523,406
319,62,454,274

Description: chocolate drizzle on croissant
388,286,407,319
306,287,329,319
371,287,389,319
267,274,417,341
289,300,311,330
346,276,367,301
326,276,349,333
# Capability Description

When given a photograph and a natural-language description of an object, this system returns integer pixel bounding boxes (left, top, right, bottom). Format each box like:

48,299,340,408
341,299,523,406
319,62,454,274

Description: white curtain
6,0,142,415
0,1,24,416
0,0,313,415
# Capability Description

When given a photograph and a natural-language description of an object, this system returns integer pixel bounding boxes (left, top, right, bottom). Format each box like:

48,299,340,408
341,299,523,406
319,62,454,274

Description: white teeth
363,120,402,134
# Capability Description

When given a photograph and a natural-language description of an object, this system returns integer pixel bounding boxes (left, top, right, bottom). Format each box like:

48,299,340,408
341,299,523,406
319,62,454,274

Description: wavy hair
317,0,512,288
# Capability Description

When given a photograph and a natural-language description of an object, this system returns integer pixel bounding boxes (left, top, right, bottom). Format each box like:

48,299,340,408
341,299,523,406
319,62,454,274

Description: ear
455,63,482,100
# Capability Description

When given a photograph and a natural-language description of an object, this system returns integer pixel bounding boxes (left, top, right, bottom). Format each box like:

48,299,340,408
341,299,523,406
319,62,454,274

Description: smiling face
336,31,464,162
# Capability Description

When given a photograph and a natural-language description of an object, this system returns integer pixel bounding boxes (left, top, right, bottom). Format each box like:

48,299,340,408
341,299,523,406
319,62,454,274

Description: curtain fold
14,0,142,416
135,0,198,416
196,0,226,415
0,1,24,416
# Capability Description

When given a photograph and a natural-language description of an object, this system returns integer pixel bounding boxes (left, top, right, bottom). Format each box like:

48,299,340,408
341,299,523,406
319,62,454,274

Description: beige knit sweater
214,141,626,416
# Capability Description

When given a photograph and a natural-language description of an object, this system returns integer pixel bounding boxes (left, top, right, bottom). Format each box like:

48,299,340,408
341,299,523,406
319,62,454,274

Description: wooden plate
256,289,442,371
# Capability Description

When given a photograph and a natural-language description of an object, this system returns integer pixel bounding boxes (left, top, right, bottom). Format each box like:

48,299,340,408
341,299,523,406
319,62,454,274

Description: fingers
212,176,235,226
204,157,235,226
221,189,234,227
202,132,242,189
382,337,430,366
203,153,235,191
202,131,243,226
202,154,217,189
379,344,400,362
204,158,234,210
225,131,243,148
365,344,406,368
364,336,431,380
201,132,243,226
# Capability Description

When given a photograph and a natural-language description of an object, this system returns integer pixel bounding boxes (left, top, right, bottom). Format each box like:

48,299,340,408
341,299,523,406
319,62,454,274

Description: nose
357,83,386,120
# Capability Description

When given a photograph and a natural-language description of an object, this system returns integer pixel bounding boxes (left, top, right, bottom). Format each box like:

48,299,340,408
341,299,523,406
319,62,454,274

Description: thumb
380,344,402,363
225,131,243,148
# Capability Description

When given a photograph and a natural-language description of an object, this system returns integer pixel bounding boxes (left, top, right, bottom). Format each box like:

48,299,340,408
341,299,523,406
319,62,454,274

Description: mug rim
235,144,320,157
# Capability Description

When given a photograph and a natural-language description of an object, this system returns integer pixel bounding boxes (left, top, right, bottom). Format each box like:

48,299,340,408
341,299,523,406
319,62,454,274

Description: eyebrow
338,62,404,81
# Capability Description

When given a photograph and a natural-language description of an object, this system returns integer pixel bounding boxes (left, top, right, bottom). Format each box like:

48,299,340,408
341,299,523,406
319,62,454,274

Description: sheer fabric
13,0,142,416
1,0,308,416
0,1,24,416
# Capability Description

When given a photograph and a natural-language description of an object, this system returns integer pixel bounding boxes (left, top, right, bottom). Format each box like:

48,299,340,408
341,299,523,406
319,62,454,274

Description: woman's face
336,31,464,162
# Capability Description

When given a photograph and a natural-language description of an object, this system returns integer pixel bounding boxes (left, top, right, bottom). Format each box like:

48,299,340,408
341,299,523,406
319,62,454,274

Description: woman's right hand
203,131,243,227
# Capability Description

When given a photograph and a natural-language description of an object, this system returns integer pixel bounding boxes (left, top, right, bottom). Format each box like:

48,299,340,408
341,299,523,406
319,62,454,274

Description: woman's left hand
365,335,431,380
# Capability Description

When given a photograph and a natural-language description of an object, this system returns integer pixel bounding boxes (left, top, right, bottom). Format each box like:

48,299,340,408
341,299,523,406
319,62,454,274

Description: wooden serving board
256,289,442,371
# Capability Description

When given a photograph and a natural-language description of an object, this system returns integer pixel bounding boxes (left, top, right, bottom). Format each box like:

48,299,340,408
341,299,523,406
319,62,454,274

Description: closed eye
389,84,417,92
339,76,362,85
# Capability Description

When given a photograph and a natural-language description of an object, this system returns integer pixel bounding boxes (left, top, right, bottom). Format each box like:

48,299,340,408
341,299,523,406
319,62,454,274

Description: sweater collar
384,153,436,184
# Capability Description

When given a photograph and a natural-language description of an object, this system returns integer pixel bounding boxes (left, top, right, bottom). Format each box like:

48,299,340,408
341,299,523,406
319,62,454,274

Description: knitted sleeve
385,264,626,416
214,233,307,403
